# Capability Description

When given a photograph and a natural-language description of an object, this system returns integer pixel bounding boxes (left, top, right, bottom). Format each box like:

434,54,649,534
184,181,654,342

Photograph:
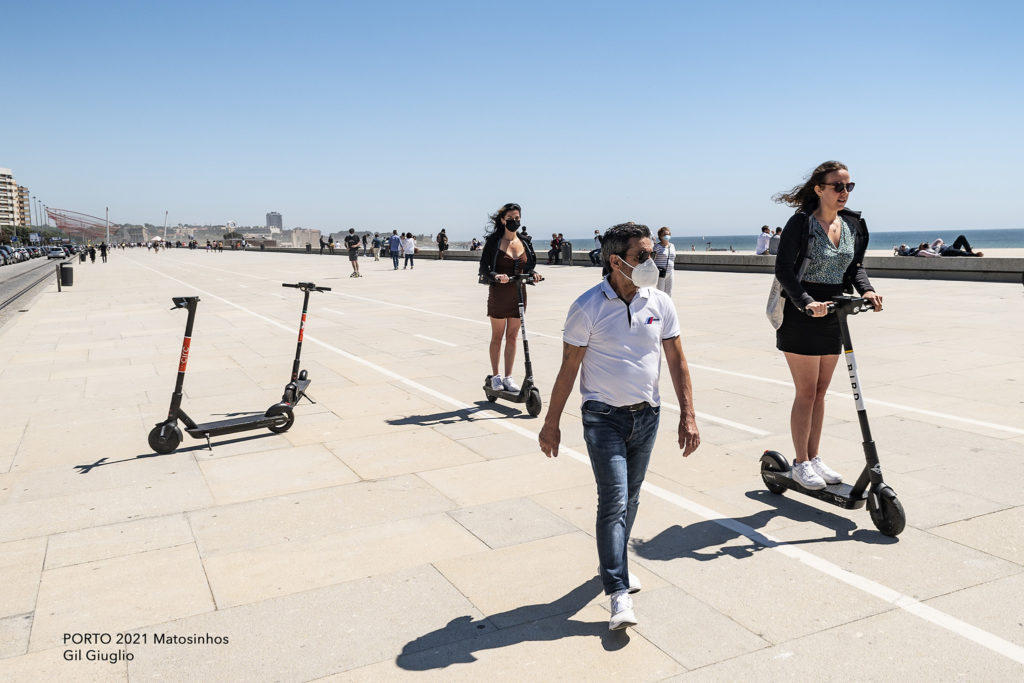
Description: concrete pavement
1,248,1022,681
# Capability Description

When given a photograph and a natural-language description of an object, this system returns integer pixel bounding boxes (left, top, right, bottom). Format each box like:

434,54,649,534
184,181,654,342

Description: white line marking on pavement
323,308,345,316
414,334,457,347
689,363,1024,436
131,258,1024,666
141,261,1024,437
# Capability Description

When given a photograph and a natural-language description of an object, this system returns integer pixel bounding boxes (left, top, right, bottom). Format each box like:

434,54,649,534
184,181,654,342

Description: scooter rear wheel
760,451,790,495
868,487,906,537
148,424,182,455
525,388,543,417
265,404,295,433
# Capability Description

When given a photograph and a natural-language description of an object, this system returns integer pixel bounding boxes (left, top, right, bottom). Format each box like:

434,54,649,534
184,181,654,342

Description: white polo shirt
562,278,680,407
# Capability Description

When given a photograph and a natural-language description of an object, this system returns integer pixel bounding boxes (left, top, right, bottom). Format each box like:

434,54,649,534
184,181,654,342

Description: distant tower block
266,212,283,230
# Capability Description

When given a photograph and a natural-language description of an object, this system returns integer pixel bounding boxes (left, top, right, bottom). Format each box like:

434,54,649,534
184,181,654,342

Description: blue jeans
581,400,660,595
392,252,400,268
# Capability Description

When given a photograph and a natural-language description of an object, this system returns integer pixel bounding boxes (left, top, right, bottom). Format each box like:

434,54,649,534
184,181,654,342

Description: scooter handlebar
282,282,332,292
803,296,875,316
170,296,199,310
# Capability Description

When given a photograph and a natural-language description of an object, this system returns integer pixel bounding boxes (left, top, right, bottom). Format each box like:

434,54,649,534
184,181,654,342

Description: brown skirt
487,283,526,319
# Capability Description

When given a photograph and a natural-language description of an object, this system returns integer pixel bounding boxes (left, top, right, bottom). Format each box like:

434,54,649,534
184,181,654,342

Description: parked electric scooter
279,282,331,405
147,282,328,454
483,272,544,417
760,295,906,536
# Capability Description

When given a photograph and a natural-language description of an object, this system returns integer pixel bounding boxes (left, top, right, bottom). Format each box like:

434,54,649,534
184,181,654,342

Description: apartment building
0,167,17,227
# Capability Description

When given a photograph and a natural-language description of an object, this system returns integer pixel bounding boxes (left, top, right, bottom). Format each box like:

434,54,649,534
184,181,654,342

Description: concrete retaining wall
252,246,1024,284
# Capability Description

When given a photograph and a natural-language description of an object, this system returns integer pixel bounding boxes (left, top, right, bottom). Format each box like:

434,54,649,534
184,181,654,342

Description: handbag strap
796,216,815,280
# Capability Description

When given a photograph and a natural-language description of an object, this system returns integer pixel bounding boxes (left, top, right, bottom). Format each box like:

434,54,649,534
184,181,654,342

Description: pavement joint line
131,258,1024,666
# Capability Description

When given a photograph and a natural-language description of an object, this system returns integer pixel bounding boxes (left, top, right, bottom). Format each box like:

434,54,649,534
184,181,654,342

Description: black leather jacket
478,231,537,283
774,208,874,308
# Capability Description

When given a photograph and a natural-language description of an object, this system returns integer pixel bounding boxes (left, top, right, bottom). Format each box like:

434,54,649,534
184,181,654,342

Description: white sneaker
490,375,504,391
792,460,826,490
502,376,521,393
810,456,843,484
609,591,637,631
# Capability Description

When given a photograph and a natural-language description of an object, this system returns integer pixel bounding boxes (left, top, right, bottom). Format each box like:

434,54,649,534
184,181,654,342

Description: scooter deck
764,470,867,509
185,414,284,437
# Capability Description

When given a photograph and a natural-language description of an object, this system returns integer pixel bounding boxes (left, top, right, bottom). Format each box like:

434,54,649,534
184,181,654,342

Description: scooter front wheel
526,388,543,417
148,424,182,454
868,487,906,537
265,404,295,433
760,451,790,495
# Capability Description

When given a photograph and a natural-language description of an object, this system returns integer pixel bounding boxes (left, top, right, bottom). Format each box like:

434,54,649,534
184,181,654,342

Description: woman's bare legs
784,352,840,462
488,317,507,376
502,317,521,377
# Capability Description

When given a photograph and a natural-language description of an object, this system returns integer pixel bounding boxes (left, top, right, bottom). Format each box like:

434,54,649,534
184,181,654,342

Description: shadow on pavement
386,400,528,426
396,577,625,671
72,433,279,474
633,489,896,561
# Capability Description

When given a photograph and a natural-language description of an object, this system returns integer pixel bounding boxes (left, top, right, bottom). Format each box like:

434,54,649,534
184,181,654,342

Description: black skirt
776,282,844,356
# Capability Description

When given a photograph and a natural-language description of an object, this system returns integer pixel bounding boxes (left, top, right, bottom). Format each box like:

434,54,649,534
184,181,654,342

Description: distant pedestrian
319,236,326,255
345,228,362,277
756,225,771,255
437,228,449,260
89,246,96,263
653,227,675,295
388,230,402,269
768,227,782,255
548,233,562,264
362,233,368,256
589,229,603,265
372,233,382,260
401,232,416,269
99,242,108,263
328,236,335,255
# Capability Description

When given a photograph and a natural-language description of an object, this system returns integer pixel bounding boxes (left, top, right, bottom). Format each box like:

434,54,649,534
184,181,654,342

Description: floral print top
802,216,854,285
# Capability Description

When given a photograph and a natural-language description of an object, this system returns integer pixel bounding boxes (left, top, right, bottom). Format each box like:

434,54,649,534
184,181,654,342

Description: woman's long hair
484,203,521,246
773,161,847,214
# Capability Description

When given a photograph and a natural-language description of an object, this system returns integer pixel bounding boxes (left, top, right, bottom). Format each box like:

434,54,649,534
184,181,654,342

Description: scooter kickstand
203,433,213,451
301,392,317,405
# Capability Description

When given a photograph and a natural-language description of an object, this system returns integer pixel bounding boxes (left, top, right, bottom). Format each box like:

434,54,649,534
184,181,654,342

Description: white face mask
617,256,660,288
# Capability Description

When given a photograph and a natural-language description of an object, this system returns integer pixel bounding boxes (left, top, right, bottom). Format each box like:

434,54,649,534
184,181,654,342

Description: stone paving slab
0,251,1022,679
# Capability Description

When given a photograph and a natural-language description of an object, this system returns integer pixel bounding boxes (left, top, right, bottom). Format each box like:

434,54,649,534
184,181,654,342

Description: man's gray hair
600,222,651,270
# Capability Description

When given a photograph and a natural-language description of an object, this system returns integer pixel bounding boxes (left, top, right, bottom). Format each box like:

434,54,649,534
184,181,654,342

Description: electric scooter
759,295,907,537
279,282,331,405
147,282,329,454
483,272,544,417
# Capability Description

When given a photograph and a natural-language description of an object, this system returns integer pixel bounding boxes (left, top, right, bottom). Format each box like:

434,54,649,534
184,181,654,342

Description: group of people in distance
475,159,882,632
756,225,783,255
895,236,983,257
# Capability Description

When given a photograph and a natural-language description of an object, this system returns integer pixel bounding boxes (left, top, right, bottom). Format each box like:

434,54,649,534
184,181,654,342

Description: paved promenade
1,249,1022,681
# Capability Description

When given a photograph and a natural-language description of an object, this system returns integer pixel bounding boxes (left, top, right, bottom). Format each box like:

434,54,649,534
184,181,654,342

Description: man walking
588,229,602,265
99,242,108,263
539,222,700,631
436,228,449,260
344,228,362,277
372,233,382,261
387,230,402,270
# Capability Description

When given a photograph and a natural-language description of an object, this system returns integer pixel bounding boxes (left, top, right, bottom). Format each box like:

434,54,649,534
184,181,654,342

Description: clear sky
4,0,1021,239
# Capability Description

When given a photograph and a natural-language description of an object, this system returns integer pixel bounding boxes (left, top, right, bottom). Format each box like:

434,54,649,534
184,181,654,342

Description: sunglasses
502,203,522,212
619,250,651,264
820,182,855,193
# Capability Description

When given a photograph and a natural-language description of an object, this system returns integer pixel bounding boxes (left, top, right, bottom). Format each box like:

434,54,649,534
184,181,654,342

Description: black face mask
505,218,521,231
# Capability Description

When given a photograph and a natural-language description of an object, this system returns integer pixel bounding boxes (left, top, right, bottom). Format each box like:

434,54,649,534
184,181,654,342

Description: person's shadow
396,577,626,671
633,490,896,563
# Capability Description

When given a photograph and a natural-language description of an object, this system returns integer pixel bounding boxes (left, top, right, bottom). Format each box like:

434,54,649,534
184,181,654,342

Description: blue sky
4,0,1021,239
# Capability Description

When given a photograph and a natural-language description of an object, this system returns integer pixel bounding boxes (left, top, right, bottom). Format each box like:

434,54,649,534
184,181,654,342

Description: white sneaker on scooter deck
792,460,826,490
502,376,520,393
490,375,504,392
810,456,843,484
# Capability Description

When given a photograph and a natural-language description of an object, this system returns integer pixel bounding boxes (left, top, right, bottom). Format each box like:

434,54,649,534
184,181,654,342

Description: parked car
0,245,15,265
47,247,66,259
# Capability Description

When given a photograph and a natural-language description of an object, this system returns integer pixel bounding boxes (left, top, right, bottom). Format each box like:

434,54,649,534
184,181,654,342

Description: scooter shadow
632,490,896,562
72,433,280,474
396,577,625,671
386,401,529,427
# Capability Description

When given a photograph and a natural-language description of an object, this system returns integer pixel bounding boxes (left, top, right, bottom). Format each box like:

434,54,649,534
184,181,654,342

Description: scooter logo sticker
298,313,306,342
178,337,191,372
871,464,882,476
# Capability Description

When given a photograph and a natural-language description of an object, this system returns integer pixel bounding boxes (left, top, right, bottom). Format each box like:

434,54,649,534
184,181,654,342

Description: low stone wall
253,246,1024,284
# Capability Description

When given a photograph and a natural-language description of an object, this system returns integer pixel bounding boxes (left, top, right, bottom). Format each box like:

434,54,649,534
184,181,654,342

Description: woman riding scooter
479,202,541,394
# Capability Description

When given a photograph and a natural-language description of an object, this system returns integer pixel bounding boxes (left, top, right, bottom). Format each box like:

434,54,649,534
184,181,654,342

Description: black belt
621,402,649,411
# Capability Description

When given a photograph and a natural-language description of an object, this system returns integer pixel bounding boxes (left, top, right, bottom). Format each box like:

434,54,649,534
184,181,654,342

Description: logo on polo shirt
645,316,660,325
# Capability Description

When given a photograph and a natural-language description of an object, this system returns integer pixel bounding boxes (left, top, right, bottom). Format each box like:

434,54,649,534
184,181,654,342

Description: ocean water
565,228,1024,252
